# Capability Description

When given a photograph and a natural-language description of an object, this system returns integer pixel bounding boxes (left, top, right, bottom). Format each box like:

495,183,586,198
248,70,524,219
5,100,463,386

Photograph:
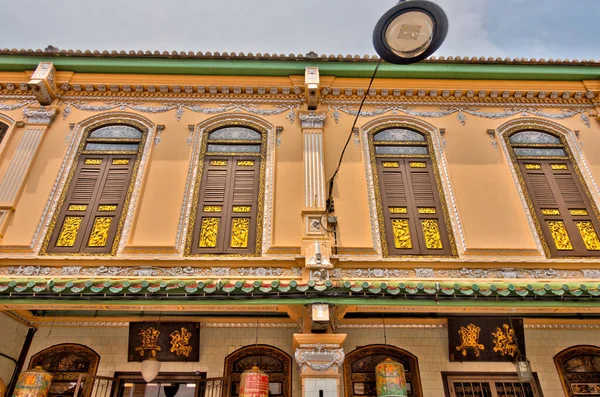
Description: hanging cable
320,58,382,234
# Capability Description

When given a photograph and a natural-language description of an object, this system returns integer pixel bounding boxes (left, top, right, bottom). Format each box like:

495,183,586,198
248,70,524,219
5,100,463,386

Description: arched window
43,123,147,254
0,122,7,144
344,345,422,397
507,130,600,257
223,345,292,397
369,127,453,256
29,343,100,397
187,125,265,255
554,345,600,397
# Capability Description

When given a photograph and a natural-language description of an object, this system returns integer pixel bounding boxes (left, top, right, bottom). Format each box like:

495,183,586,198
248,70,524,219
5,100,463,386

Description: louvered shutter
405,158,451,255
193,156,260,254
377,158,451,256
519,160,600,257
377,158,420,255
48,154,136,253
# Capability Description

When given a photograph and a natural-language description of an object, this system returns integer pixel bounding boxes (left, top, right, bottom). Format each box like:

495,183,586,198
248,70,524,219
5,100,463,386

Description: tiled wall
21,324,600,397
0,313,29,385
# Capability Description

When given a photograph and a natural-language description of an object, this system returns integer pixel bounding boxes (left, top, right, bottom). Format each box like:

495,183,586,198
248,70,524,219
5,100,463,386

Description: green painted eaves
1,55,600,81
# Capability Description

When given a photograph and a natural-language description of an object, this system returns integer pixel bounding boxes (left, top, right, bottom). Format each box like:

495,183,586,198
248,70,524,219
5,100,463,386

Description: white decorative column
299,110,332,279
0,105,58,237
294,333,347,397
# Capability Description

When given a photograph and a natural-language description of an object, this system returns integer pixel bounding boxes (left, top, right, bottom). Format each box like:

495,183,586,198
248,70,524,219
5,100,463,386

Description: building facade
1,49,600,397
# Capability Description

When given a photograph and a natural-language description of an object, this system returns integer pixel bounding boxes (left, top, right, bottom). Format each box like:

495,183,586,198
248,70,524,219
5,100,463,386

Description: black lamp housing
373,0,449,65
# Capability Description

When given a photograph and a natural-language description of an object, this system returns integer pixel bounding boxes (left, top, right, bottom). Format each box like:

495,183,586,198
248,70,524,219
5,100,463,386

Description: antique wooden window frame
41,120,148,255
505,129,600,257
185,122,267,256
0,121,7,145
368,124,456,257
344,344,423,397
223,344,292,397
29,343,100,397
442,372,543,397
554,345,600,397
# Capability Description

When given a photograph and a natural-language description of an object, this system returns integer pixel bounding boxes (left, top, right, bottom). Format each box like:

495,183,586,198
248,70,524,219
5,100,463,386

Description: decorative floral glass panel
375,146,428,155
374,129,425,142
89,125,143,139
514,148,566,157
207,144,261,153
209,127,262,140
85,143,140,151
510,131,561,144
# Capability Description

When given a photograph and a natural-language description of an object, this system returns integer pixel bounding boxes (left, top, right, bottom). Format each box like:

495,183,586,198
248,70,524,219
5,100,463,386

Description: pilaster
0,105,58,238
299,110,332,278
293,333,347,397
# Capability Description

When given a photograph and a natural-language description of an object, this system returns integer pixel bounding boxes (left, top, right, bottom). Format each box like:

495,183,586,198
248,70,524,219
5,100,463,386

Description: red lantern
376,358,407,397
239,366,269,397
12,366,53,397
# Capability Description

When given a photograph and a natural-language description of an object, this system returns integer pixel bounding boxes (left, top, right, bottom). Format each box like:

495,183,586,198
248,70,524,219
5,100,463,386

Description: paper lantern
376,358,407,397
12,366,53,397
239,366,269,397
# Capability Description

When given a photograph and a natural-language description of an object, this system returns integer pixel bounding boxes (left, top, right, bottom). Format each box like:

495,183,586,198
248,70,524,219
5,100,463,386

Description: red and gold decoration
376,358,407,397
239,366,269,397
12,366,53,397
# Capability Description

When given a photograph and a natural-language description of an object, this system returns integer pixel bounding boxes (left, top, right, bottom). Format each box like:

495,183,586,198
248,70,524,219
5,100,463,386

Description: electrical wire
320,58,382,234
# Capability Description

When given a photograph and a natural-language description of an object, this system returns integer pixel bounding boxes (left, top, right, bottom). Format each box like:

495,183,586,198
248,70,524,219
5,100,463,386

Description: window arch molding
344,344,423,397
497,117,600,257
360,116,462,256
554,344,600,397
223,344,293,397
180,113,275,255
0,114,16,159
37,112,156,255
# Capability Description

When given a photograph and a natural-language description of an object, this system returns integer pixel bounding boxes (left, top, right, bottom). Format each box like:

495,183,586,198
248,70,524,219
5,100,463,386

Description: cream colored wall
1,77,599,255
27,326,301,396
0,313,29,385
24,324,600,397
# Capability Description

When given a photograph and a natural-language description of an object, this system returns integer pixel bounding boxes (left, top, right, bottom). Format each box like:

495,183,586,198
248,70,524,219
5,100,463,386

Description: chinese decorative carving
491,324,518,357
135,327,161,357
421,220,443,249
199,218,219,247
456,324,485,357
169,328,192,357
87,217,112,247
449,318,526,362
56,218,82,247
128,322,199,362
392,219,412,249
547,221,574,250
231,218,250,248
575,221,600,251
555,345,600,397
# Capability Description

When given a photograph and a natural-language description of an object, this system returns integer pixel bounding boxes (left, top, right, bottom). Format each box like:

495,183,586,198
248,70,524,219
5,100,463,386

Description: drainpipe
6,328,37,397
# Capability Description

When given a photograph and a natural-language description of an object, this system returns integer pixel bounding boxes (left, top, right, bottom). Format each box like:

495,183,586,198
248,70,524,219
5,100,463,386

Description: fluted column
299,110,332,276
0,106,58,237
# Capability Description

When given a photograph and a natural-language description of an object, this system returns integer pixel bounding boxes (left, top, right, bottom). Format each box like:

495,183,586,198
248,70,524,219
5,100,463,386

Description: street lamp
373,0,449,65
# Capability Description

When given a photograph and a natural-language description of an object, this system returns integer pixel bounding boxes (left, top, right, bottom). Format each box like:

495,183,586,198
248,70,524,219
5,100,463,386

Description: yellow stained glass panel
576,221,600,251
88,217,112,247
541,209,560,216
570,209,588,216
547,221,573,250
231,218,249,248
56,217,82,247
421,219,443,249
199,218,219,248
391,219,412,249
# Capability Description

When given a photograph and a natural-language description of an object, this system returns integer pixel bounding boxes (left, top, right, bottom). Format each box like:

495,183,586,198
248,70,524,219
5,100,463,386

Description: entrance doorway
114,373,228,397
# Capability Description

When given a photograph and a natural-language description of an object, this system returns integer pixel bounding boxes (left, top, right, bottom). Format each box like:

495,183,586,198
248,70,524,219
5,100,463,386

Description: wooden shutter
377,158,451,256
519,160,600,257
193,156,260,254
47,154,135,254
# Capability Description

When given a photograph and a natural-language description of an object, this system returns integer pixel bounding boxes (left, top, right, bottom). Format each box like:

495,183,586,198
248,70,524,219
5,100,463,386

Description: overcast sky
1,0,598,60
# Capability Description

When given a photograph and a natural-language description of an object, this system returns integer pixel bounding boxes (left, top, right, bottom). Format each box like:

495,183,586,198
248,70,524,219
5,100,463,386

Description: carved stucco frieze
22,106,58,125
299,111,327,129
295,344,345,372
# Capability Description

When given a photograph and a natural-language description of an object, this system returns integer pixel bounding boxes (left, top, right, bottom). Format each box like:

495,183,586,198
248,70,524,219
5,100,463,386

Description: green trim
1,55,600,80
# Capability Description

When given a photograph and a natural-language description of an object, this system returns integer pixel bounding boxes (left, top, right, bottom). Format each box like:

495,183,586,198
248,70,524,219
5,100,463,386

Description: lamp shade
516,360,534,382
239,366,269,397
141,358,161,383
376,358,407,397
12,366,52,397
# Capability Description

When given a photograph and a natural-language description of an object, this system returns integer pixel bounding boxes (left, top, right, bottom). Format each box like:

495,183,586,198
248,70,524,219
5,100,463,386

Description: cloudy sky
1,0,598,60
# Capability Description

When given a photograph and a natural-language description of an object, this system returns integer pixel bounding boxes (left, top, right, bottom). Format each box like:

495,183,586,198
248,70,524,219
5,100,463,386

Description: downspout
6,327,37,397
